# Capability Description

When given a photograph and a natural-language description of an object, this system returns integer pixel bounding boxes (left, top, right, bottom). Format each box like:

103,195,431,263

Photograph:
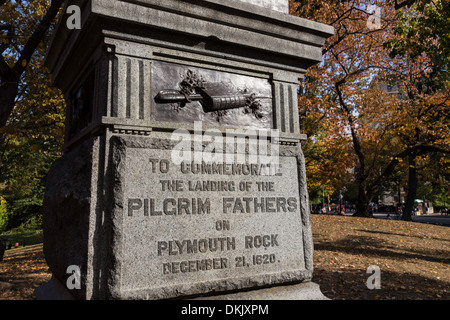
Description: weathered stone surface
42,137,100,300
106,135,313,299
38,0,333,300
238,0,289,13
196,282,329,300
46,0,334,93
34,275,328,301
40,133,317,300
34,276,76,300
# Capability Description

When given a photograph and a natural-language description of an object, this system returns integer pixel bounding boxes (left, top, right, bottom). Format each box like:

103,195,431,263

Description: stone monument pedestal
36,276,328,300
37,0,333,300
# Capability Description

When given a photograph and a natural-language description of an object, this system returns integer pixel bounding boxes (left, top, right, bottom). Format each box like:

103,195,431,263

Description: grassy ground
0,215,448,300
1,230,44,248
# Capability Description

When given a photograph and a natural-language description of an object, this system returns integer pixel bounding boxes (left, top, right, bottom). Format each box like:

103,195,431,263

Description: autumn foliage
0,0,65,229
291,0,449,217
0,1,448,226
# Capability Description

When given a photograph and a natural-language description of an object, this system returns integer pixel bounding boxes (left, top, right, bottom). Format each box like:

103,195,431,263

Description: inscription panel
118,147,305,296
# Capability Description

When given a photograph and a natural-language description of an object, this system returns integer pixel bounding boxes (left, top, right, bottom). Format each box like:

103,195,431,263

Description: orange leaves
294,0,449,202
0,245,51,300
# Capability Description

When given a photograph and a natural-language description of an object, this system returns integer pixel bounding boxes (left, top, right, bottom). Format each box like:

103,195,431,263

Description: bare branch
12,0,64,76
0,54,10,79
334,81,368,182
370,142,450,196
0,24,14,54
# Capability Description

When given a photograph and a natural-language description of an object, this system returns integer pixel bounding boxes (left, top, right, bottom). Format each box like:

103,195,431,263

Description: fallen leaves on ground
311,215,450,300
0,244,51,300
0,215,448,300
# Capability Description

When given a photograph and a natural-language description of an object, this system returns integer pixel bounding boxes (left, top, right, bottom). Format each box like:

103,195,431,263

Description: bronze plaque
151,61,273,129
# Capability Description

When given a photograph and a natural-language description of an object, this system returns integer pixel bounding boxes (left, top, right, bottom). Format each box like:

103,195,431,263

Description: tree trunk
354,179,371,217
0,80,19,127
402,154,417,221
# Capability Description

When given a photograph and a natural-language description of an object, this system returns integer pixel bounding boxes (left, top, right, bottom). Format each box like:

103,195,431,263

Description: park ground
0,214,449,300
312,214,449,300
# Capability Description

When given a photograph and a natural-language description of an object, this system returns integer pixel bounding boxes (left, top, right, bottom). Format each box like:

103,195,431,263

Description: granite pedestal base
35,277,328,300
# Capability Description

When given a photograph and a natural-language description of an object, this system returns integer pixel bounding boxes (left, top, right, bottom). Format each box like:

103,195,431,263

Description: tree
0,1,65,229
292,0,449,217
384,0,450,220
414,153,449,210
0,0,64,128
299,79,355,204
